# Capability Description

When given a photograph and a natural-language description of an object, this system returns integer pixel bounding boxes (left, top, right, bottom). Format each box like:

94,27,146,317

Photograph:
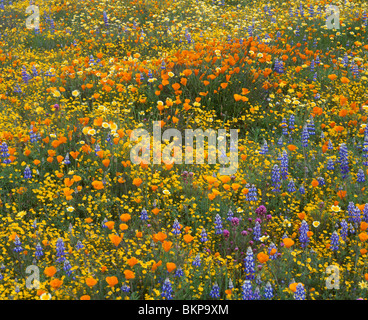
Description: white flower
66,206,75,213
72,90,80,97
163,190,171,195
40,293,52,300
331,205,341,213
87,129,96,136
312,221,320,228
52,90,61,98
259,235,269,242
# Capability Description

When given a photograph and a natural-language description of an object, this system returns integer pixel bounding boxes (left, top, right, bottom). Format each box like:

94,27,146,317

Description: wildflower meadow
0,0,368,303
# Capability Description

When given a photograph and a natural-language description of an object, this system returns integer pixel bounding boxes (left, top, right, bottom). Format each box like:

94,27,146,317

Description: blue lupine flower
242,280,253,300
247,184,258,201
227,209,234,221
349,223,355,234
29,125,38,143
281,118,288,135
307,117,315,135
253,287,261,300
328,139,333,150
287,179,296,193
327,159,334,170
24,166,32,179
63,259,72,276
200,228,208,243
35,242,43,259
289,115,295,131
338,143,349,179
299,220,310,248
363,204,368,223
214,214,223,235
140,208,149,221
50,19,55,33
56,238,66,262
259,140,268,155
264,282,274,299
362,135,368,166
175,267,184,278
75,240,84,250
161,278,173,300
209,283,220,298
317,177,325,186
330,231,339,251
271,164,281,192
14,83,22,93
281,151,289,180
294,283,306,300
13,236,23,253
101,218,108,228
103,11,108,27
253,221,261,241
352,206,361,225
1,142,11,164
277,136,283,146
268,242,277,260
21,65,30,84
299,185,305,194
121,284,130,293
192,254,201,267
347,202,355,222
357,169,365,183
244,247,255,280
64,153,71,165
340,219,348,241
301,125,309,148
172,219,181,235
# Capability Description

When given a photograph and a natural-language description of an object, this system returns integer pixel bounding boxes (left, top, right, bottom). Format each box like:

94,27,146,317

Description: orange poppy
283,238,294,248
50,278,63,290
124,270,135,280
106,276,118,287
44,266,57,277
85,277,98,288
166,262,176,273
257,252,269,263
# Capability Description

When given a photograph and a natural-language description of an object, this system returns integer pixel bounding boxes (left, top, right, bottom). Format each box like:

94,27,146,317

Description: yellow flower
312,221,320,228
40,293,52,300
72,90,80,97
52,90,61,98
87,129,96,136
16,211,27,218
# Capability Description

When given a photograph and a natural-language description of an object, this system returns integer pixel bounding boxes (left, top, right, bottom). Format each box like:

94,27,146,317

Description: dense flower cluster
0,0,368,300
